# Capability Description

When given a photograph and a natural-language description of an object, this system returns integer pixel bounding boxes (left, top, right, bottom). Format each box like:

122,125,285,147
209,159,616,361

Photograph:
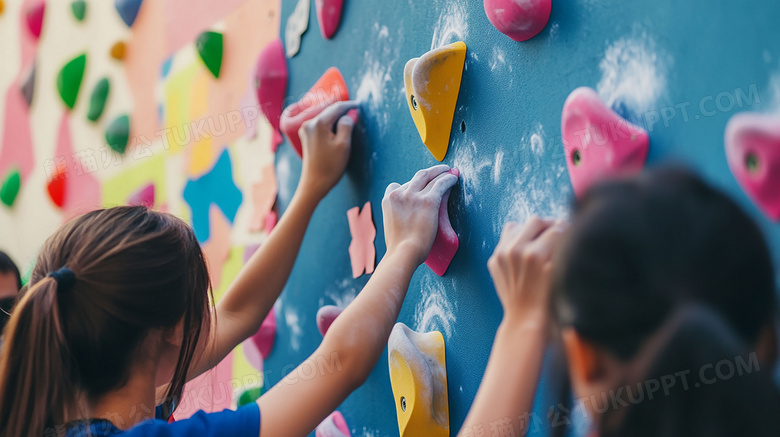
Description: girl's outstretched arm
187,101,359,380
459,218,567,436
257,165,459,437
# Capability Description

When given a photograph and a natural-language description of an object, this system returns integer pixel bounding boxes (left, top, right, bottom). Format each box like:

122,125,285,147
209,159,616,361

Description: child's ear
562,328,606,384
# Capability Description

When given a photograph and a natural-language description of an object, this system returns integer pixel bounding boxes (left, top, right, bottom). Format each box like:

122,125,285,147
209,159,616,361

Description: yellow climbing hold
404,41,467,161
110,41,127,60
388,323,449,437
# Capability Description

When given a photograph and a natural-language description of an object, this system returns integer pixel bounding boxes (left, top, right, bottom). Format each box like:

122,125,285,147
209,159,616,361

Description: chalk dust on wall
414,273,457,338
597,27,671,115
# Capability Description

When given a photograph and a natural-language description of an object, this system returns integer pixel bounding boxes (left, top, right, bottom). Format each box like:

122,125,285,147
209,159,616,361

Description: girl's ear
562,328,606,384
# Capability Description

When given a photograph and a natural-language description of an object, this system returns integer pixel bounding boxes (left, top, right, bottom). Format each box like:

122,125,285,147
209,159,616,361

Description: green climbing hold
71,0,86,21
196,31,223,78
105,114,130,154
237,386,263,407
87,78,110,122
57,53,87,110
0,168,21,207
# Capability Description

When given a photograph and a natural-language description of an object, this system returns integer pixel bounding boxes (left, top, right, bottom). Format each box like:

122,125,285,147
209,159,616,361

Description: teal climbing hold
105,114,130,154
0,168,21,207
238,387,263,407
196,31,223,79
57,53,87,110
87,78,110,122
71,0,86,21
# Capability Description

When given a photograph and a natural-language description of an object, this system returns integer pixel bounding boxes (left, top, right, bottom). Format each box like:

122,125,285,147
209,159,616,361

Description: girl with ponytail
461,165,780,436
0,101,460,437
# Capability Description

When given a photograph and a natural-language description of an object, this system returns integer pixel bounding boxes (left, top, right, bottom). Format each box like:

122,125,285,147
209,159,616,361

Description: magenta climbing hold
316,305,344,336
315,0,344,39
316,411,350,437
561,87,649,198
484,0,551,42
725,112,780,221
250,309,276,358
424,169,459,276
26,0,46,40
127,184,154,207
280,67,350,157
255,39,288,151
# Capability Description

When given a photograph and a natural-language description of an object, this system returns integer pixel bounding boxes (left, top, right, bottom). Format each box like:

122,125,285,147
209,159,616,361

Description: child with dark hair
0,250,21,334
0,101,460,437
461,166,780,437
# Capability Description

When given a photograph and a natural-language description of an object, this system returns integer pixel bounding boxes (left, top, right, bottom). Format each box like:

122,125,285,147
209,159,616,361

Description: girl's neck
91,362,159,430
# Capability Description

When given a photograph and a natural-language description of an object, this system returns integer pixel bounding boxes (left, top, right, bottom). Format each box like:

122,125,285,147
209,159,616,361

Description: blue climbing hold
115,0,143,27
183,149,243,243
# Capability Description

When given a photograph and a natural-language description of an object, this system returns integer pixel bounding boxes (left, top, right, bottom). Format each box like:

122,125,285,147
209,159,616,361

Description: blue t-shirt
65,404,260,437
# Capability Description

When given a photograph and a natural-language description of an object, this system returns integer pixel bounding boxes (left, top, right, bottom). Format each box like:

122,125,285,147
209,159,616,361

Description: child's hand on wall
298,100,359,200
382,165,458,266
488,217,567,325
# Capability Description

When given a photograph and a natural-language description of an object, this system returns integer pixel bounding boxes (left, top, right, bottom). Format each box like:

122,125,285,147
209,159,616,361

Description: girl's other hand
488,217,567,325
298,101,359,200
382,165,458,266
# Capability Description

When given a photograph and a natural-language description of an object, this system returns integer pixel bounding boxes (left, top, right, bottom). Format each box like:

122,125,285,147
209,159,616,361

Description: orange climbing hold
110,41,127,60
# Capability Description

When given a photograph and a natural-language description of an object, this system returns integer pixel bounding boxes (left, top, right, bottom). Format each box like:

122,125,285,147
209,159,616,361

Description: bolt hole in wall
461,120,466,133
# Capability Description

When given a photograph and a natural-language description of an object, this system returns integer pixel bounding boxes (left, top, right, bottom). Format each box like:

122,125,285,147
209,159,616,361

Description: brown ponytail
0,206,212,436
0,277,77,436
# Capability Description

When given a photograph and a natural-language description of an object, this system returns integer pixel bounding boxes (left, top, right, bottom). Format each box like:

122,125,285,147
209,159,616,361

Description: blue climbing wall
266,0,780,435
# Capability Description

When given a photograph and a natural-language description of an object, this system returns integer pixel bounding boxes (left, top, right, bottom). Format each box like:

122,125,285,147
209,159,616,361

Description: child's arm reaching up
459,218,567,436
257,165,459,437
184,101,359,382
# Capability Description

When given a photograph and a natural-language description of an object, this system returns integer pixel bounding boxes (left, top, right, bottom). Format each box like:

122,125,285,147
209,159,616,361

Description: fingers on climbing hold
561,87,649,198
388,323,449,437
484,0,552,42
425,169,459,276
316,411,351,437
280,67,350,157
725,112,780,221
404,42,467,162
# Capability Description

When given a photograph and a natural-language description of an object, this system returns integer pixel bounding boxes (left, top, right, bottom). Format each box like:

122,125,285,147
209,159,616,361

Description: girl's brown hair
0,206,212,436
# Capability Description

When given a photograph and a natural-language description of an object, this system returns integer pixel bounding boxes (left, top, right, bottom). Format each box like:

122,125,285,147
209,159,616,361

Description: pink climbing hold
315,0,344,39
255,39,288,151
280,67,350,157
561,87,649,198
725,112,780,221
26,0,46,40
316,305,344,336
127,184,155,207
250,309,276,358
484,0,551,42
347,201,376,278
424,169,460,277
316,411,351,437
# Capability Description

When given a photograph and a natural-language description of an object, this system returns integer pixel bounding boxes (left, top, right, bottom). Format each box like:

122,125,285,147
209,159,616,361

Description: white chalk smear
490,47,507,72
493,150,504,185
597,28,671,114
453,139,493,208
414,274,457,338
283,306,303,352
431,0,469,50
525,123,546,157
320,277,359,308
275,152,292,202
356,23,401,135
